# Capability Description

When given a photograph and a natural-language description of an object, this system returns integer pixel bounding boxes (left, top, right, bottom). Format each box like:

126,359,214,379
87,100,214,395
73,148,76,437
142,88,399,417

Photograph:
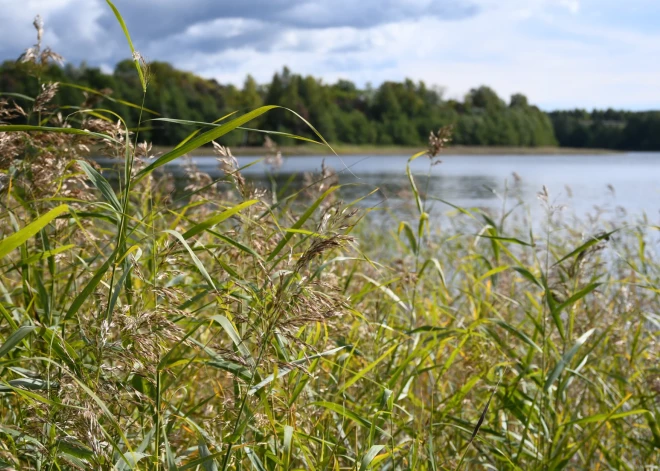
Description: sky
0,0,659,110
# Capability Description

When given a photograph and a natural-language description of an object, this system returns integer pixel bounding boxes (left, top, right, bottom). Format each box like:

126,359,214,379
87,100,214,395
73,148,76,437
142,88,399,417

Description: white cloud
0,0,658,109
559,0,580,14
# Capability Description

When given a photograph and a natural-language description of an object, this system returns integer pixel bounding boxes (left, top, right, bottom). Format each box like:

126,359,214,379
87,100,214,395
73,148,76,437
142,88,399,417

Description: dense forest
1,59,659,150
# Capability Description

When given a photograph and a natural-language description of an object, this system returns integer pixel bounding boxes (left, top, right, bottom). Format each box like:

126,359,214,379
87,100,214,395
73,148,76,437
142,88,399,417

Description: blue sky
1,0,659,110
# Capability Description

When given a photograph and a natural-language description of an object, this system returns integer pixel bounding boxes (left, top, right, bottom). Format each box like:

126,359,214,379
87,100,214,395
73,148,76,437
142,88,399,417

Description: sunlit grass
0,3,658,470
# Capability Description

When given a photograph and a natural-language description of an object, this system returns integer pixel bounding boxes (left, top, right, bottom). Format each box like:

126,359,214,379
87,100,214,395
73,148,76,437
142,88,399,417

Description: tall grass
0,4,658,470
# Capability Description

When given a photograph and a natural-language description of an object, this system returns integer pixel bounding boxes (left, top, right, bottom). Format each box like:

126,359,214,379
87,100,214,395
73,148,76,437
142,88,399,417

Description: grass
0,4,658,470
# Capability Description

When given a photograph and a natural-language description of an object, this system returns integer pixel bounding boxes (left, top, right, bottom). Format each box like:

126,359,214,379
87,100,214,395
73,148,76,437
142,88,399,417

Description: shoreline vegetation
0,5,658,470
151,144,620,157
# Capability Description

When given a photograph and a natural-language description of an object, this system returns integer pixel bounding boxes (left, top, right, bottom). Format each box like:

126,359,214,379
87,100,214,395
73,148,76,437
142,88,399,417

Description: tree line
1,59,658,150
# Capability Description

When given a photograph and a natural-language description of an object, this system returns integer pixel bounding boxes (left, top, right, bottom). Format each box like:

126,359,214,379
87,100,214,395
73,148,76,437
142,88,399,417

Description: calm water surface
173,152,660,225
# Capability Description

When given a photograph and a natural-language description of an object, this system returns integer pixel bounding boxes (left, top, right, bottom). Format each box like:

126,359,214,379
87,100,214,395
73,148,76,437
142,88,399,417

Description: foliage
550,109,660,150
0,9,658,471
0,62,560,148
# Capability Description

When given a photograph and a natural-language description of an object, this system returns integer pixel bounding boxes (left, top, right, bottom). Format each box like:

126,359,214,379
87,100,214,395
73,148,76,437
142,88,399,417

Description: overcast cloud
1,0,659,110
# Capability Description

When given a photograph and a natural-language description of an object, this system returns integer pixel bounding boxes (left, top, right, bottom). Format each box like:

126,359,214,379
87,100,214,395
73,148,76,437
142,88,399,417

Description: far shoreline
151,144,621,157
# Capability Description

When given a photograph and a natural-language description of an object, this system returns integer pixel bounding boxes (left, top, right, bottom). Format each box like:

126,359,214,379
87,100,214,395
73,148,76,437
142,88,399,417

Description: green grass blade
266,185,340,262
359,445,385,471
183,200,258,240
0,326,36,358
105,0,146,92
77,160,122,212
64,249,117,320
20,244,75,266
0,205,68,259
565,409,649,427
554,283,601,315
164,230,216,290
198,438,219,471
248,345,348,395
553,230,617,266
59,83,158,114
245,447,267,471
210,315,254,367
133,106,279,183
0,92,34,102
312,401,373,430
339,344,399,393
544,328,595,391
0,125,119,143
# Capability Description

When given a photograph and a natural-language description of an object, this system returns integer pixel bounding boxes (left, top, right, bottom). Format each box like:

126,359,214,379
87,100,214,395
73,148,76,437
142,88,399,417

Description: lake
163,152,660,226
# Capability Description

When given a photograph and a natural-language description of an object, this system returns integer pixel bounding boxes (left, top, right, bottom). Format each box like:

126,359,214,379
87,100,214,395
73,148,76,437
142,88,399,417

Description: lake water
172,152,660,226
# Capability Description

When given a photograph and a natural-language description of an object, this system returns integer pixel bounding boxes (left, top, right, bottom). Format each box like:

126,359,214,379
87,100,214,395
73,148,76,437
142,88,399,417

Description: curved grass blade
77,160,122,212
544,328,595,391
245,447,267,471
564,409,649,427
455,372,503,471
0,378,57,393
0,125,119,143
59,83,158,114
357,274,411,313
174,112,238,149
0,326,36,358
0,205,68,259
266,185,340,262
210,315,253,367
151,118,325,145
20,244,74,266
164,230,216,290
198,437,219,471
554,283,601,315
488,319,542,353
553,230,617,266
282,425,294,469
134,106,279,183
359,445,385,471
105,0,146,92
512,267,542,288
339,344,399,393
134,105,336,184
0,92,34,101
312,401,373,430
115,452,149,471
64,248,118,320
183,200,258,240
248,345,348,395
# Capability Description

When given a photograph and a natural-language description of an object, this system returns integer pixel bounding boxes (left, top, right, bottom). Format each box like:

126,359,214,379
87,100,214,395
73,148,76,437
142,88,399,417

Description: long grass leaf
210,315,254,367
64,249,117,320
0,125,119,143
105,0,146,92
0,205,68,259
266,185,340,262
359,445,385,471
183,200,258,240
544,328,595,391
248,345,348,395
134,106,279,183
0,326,36,358
77,160,122,212
164,230,216,290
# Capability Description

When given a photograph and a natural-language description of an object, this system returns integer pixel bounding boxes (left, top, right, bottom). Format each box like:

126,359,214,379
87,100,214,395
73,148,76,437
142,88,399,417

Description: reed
0,3,658,470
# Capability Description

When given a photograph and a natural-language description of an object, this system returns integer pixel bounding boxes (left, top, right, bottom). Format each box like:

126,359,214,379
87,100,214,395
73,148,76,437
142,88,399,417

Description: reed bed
0,3,658,470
